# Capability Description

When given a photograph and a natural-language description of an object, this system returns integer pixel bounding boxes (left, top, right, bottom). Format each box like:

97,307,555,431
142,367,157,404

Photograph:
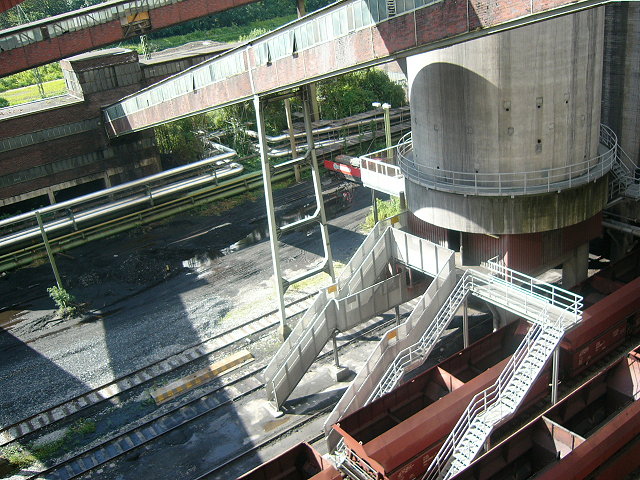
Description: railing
422,323,549,480
360,157,403,179
397,125,617,196
480,258,583,322
366,271,469,403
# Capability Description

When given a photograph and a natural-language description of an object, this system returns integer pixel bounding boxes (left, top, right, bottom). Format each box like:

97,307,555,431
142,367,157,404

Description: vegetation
0,64,63,93
47,285,78,318
362,196,403,231
0,79,66,105
0,97,8,108
317,69,406,119
0,418,97,471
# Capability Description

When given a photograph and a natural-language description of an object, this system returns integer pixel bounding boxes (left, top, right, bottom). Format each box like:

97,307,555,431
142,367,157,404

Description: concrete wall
404,8,608,235
407,8,604,182
602,3,640,168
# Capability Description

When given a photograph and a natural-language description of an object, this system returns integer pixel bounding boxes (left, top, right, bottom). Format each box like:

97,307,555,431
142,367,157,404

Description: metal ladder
423,319,565,480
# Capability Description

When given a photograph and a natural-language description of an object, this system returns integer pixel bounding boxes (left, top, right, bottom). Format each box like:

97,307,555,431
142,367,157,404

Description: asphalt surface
0,179,374,478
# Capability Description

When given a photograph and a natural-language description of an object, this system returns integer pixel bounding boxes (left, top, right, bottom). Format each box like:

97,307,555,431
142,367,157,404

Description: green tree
0,97,9,108
155,115,213,164
316,68,406,119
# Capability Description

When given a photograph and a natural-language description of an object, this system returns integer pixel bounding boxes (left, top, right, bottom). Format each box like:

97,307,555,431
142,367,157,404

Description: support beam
301,85,335,281
284,98,301,183
463,296,469,349
35,211,63,289
254,95,288,338
551,346,560,404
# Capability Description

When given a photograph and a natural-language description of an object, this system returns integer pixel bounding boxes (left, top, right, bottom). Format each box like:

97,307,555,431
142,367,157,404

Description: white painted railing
397,125,617,196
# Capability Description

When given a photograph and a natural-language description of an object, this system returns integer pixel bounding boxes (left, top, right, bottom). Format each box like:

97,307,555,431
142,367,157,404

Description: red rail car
237,443,342,480
454,347,640,480
560,276,640,377
332,321,551,480
239,251,640,480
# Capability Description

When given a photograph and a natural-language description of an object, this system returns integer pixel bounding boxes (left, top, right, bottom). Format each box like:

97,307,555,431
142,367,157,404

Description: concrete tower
403,8,608,285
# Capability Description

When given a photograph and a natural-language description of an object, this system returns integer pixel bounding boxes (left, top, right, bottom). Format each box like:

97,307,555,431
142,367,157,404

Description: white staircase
367,272,470,402
423,294,573,479
608,144,640,201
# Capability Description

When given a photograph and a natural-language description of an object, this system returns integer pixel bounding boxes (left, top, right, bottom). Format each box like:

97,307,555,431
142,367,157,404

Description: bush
47,285,78,318
0,97,8,108
362,196,402,230
316,69,406,119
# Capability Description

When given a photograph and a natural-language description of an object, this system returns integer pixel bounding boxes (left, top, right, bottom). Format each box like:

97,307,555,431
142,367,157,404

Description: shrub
362,196,402,231
47,285,78,318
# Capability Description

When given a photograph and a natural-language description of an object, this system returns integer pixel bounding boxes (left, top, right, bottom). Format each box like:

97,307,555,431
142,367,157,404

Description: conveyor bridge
102,0,611,138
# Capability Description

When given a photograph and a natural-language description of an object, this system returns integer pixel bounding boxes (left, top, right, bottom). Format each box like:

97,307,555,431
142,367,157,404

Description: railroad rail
0,295,315,447
24,310,405,480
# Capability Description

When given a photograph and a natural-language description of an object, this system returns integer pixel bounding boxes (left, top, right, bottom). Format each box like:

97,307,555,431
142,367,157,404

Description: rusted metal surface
332,321,551,480
454,346,640,479
236,442,342,480
408,214,447,247
0,0,22,13
460,213,602,274
560,276,640,376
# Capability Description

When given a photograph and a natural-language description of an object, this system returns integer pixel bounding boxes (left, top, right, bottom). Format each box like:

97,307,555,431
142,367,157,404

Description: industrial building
1,0,639,478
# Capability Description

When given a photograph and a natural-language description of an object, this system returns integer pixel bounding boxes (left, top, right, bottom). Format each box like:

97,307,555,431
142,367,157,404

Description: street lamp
372,102,392,161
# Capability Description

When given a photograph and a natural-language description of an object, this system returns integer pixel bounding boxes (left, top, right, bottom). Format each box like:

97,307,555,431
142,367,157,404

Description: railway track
26,310,408,480
0,295,316,447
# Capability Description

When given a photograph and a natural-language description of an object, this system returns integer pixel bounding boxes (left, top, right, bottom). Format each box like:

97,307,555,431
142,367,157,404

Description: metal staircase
367,272,470,402
423,321,565,479
608,143,640,202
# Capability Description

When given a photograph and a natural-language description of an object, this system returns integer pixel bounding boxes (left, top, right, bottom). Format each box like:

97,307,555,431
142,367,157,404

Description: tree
316,69,406,119
155,116,213,165
0,97,9,108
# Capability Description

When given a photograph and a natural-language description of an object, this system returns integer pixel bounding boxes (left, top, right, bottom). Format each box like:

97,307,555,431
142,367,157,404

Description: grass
361,196,403,231
0,419,97,471
0,79,66,106
132,15,296,53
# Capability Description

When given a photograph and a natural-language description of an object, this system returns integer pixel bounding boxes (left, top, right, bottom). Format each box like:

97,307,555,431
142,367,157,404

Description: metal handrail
396,125,617,196
481,259,583,320
423,317,566,480
366,271,470,403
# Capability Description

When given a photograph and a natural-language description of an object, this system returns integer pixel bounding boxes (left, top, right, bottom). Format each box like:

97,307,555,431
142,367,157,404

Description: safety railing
480,258,582,323
423,316,566,480
366,271,469,403
397,125,617,196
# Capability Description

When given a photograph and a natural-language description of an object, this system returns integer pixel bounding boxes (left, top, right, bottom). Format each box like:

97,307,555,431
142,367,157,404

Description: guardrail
397,124,617,196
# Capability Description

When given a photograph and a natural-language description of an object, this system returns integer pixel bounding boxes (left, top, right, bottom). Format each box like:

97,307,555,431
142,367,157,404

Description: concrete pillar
47,188,56,205
562,243,589,289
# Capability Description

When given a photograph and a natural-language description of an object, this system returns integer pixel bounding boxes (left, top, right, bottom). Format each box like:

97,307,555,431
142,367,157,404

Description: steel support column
254,95,288,337
301,85,335,281
256,88,335,339
551,346,560,404
463,296,469,348
284,98,301,182
36,211,63,289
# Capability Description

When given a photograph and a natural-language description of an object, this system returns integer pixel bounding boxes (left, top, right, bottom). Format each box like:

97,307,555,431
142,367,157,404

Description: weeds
47,285,79,318
361,196,402,231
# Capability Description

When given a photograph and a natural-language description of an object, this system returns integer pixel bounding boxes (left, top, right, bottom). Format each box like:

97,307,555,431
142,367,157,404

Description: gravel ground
0,180,371,469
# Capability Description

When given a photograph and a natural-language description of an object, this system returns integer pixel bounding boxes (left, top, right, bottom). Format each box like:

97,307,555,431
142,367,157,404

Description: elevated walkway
103,0,606,137
0,0,258,77
264,214,455,410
